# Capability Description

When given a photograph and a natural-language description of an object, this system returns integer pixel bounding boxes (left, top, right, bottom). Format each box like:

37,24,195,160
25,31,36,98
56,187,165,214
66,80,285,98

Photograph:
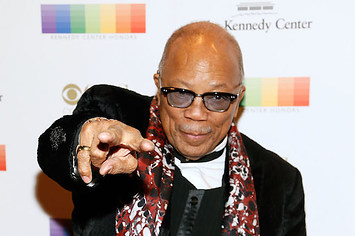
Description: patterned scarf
116,98,260,235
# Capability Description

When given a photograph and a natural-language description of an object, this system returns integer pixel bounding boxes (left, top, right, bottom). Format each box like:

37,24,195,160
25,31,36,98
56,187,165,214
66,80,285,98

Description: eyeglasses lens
204,94,230,111
167,91,193,108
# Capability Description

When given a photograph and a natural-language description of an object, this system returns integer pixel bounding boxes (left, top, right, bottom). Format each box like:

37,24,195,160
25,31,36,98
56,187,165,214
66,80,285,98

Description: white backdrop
1,0,354,235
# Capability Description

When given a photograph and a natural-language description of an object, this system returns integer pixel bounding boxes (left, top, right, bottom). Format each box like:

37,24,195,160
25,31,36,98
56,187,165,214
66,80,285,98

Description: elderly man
38,22,306,235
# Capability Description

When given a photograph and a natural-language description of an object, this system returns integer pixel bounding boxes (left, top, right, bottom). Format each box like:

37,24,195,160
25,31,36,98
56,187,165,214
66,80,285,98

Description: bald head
158,21,244,81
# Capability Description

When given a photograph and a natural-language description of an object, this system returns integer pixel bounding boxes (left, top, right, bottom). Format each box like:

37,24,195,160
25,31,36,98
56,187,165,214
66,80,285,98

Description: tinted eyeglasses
160,87,240,112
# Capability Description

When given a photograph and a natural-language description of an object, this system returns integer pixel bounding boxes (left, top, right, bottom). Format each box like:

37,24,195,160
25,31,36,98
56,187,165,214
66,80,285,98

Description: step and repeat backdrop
1,0,354,235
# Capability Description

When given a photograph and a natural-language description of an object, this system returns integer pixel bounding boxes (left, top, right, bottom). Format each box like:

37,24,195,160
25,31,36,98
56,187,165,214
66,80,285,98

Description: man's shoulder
240,134,306,235
241,133,301,181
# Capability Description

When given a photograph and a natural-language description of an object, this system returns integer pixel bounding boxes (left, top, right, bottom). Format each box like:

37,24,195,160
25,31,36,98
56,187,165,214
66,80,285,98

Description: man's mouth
180,130,210,142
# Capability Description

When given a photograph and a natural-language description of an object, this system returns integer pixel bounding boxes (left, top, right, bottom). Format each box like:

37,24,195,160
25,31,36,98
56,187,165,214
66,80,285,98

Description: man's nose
184,97,208,121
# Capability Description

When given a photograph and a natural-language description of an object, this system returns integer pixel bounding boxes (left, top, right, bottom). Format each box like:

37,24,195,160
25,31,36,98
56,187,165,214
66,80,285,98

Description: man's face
154,36,244,160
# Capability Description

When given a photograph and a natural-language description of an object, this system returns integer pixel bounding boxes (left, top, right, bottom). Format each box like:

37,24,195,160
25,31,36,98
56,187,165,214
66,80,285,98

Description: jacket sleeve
37,84,152,191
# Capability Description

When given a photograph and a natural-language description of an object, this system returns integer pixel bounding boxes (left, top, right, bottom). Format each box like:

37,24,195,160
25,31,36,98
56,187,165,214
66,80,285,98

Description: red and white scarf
116,97,260,235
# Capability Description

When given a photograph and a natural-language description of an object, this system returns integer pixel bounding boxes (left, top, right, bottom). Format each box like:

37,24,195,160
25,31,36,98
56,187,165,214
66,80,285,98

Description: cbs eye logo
62,84,88,105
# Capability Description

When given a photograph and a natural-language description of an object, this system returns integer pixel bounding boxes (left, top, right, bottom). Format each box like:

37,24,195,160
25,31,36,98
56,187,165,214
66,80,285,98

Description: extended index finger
139,139,155,152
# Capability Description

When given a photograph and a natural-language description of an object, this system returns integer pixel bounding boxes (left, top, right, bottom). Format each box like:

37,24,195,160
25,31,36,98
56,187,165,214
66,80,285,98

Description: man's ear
233,85,245,119
153,72,161,105
154,72,160,88
238,85,246,103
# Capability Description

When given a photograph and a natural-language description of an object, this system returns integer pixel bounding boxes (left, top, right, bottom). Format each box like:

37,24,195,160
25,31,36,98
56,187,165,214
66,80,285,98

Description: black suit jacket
37,85,306,235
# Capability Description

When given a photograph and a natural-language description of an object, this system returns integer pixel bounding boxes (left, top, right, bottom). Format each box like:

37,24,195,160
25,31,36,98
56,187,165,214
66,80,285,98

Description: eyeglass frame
159,86,241,112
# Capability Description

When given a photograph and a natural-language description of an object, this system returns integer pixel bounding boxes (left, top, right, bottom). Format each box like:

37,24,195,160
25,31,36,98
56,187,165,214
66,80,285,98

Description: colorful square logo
41,4,146,34
241,77,310,107
0,145,6,171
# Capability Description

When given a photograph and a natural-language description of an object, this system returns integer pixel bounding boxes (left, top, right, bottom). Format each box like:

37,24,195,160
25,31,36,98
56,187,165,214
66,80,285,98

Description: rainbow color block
0,145,6,171
241,77,310,107
41,4,146,33
50,218,72,236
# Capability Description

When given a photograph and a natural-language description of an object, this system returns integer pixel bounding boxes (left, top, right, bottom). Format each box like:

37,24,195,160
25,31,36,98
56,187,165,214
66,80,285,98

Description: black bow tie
173,147,225,163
